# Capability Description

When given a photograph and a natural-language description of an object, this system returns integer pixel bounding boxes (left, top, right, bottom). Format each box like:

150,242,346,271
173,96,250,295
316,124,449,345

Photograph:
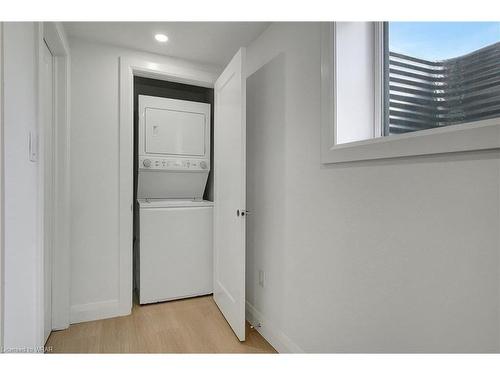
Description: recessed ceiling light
154,34,168,43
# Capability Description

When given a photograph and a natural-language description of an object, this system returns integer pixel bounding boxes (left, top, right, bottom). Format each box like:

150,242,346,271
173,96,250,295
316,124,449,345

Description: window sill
321,118,500,164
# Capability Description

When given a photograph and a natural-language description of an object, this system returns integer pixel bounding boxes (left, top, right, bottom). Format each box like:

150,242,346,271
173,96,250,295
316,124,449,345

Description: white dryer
136,95,213,304
137,95,211,199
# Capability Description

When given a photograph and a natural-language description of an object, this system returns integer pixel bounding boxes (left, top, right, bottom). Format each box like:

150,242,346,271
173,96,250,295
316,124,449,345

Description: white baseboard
245,301,303,353
51,321,70,332
70,299,131,324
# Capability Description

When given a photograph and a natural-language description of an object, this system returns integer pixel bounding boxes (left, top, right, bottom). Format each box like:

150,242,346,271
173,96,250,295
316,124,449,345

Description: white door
213,48,247,341
42,40,54,343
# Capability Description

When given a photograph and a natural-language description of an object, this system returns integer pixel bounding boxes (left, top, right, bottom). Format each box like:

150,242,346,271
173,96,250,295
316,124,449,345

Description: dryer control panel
139,157,209,171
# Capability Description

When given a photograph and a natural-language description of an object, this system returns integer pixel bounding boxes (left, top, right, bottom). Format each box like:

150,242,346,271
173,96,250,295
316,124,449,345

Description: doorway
132,77,215,300
119,51,247,343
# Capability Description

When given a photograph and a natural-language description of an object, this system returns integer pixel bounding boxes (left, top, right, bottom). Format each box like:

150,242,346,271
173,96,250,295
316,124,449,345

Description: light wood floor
46,295,276,353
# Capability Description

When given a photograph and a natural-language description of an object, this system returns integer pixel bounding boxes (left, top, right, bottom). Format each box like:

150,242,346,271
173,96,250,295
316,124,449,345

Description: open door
213,48,246,341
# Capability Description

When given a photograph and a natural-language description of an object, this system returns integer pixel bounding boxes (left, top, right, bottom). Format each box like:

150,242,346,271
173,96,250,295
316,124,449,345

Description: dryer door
145,107,205,156
138,96,210,159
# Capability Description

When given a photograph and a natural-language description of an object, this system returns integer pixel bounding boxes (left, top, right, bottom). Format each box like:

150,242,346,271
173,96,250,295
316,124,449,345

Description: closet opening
133,76,215,304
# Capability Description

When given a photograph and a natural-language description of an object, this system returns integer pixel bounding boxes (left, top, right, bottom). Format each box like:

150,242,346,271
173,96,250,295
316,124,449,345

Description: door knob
237,209,251,217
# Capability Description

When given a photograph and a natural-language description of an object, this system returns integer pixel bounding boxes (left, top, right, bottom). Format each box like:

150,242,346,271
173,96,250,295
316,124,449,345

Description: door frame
118,57,219,313
41,37,55,343
36,22,71,344
0,21,4,351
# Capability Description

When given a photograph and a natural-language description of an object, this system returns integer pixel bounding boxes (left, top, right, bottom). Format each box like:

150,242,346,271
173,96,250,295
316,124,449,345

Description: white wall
245,22,500,353
68,37,220,323
246,52,289,350
3,22,42,350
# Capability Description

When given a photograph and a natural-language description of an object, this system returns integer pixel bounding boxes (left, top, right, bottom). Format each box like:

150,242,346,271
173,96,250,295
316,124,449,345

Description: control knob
200,161,207,169
143,159,152,168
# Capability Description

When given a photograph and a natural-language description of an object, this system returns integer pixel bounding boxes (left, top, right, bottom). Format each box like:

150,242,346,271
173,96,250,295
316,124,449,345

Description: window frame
320,22,500,164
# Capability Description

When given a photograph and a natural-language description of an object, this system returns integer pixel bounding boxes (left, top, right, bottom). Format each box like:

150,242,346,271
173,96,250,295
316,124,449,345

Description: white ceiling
63,22,270,67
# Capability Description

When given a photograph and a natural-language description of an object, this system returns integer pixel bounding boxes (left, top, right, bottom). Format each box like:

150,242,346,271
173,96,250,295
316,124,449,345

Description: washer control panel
139,157,209,171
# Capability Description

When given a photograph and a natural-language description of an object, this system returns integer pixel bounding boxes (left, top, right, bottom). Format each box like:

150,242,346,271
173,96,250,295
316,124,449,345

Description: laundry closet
133,77,215,304
129,48,247,341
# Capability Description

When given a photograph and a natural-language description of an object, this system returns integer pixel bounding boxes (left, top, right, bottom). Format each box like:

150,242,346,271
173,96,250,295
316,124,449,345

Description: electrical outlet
258,270,265,288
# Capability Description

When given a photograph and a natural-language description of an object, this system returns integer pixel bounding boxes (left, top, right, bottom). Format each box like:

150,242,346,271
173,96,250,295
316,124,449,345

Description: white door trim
41,38,55,343
0,21,4,351
118,57,218,315
36,22,71,343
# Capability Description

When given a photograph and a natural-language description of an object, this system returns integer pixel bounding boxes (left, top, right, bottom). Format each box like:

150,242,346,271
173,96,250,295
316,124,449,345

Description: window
321,22,500,164
385,22,500,135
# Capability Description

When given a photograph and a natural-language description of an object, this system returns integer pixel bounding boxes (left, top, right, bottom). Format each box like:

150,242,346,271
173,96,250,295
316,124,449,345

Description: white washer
136,95,213,304
137,199,213,304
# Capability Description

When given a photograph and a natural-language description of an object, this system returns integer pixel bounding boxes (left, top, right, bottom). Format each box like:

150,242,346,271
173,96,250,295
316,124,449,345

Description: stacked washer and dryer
135,95,213,304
